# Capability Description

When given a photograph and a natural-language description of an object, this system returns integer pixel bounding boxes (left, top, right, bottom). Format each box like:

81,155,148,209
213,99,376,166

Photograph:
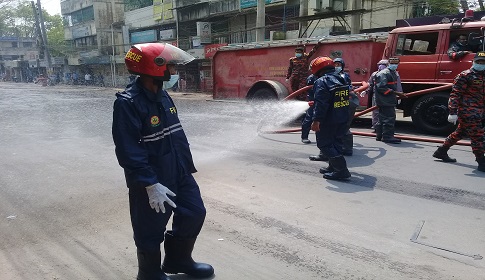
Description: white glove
285,78,289,83
145,183,177,213
447,114,458,125
359,91,366,97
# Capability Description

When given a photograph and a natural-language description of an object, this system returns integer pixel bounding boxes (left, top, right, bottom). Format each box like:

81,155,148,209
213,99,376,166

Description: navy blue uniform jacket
312,72,350,125
306,74,318,101
112,78,196,190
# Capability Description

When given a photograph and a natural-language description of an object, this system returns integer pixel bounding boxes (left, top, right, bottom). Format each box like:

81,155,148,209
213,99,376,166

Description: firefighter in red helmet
310,56,352,180
112,43,214,280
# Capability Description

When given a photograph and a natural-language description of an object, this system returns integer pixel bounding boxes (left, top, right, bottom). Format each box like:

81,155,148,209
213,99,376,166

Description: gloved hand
360,91,367,97
447,114,458,125
285,78,289,83
308,100,314,106
146,183,177,213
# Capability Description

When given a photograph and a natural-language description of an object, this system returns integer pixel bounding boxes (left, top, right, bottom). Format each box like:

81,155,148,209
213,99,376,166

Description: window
125,0,152,12
69,6,95,26
395,32,438,55
23,42,33,48
450,29,481,53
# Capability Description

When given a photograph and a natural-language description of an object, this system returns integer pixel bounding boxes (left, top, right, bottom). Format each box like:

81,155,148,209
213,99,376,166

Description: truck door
394,31,440,82
437,29,479,83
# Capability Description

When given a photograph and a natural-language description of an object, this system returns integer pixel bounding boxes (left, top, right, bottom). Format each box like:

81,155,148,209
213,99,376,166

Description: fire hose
260,82,471,146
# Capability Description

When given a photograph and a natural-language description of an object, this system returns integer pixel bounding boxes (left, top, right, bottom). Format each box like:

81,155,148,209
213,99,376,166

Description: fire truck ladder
220,32,388,51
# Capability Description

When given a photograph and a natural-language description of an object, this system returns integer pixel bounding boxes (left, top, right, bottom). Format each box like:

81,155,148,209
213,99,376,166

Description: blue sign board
240,0,286,9
130,30,157,44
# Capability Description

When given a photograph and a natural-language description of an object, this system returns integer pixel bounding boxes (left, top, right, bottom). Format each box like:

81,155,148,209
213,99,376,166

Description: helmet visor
157,43,195,65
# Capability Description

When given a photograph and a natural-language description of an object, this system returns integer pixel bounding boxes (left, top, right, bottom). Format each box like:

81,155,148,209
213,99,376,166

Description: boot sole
309,157,329,161
432,155,457,163
323,175,351,181
323,172,351,180
162,265,214,279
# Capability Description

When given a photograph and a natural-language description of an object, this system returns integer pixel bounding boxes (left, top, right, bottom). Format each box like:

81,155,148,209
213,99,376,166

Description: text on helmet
126,50,143,63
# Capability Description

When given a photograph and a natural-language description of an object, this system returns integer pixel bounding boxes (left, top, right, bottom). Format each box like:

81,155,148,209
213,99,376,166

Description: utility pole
111,0,117,87
299,0,308,38
350,0,362,34
36,0,52,70
31,1,43,72
256,0,265,42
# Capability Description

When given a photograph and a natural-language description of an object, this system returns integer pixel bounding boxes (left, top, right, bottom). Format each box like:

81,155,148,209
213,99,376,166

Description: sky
41,0,61,16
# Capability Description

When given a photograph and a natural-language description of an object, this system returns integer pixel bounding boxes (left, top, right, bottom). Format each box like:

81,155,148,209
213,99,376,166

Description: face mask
388,64,398,71
335,66,342,73
295,53,302,58
472,63,485,71
378,64,387,71
163,74,179,89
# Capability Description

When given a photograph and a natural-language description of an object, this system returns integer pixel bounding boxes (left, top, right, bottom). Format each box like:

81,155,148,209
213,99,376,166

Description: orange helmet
125,43,194,79
309,56,334,75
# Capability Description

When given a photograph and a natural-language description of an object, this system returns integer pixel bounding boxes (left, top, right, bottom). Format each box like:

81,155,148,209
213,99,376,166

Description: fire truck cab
212,15,485,135
384,18,485,134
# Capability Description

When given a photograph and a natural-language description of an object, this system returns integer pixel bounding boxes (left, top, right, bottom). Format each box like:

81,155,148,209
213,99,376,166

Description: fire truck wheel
411,92,455,135
249,88,277,101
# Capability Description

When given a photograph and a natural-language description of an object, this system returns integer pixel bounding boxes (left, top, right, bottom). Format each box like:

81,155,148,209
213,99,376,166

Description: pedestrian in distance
374,56,408,143
310,56,351,180
286,42,323,100
112,43,214,280
433,51,485,172
84,72,92,86
334,57,357,156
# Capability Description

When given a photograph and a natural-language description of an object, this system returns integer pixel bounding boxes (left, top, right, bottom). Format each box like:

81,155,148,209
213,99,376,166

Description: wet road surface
0,82,484,280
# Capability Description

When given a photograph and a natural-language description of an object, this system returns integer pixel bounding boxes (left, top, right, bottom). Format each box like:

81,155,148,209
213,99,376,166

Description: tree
426,0,460,15
0,0,67,56
45,14,68,57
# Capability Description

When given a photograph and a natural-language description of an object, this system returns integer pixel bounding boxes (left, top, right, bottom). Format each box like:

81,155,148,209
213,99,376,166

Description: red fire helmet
309,56,334,75
125,43,194,78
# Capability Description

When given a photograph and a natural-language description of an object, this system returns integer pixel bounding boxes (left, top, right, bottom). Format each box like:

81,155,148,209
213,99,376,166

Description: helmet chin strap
151,78,164,88
151,69,172,88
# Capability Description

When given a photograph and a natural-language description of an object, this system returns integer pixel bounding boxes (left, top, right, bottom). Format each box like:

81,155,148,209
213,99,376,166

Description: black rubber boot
323,156,351,180
382,136,401,143
309,151,328,161
477,157,485,172
432,146,457,162
375,126,382,141
301,138,312,144
136,250,171,280
342,131,353,156
162,231,214,278
319,162,334,174
381,122,400,143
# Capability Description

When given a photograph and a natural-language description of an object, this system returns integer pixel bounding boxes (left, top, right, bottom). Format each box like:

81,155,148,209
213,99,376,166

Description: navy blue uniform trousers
129,173,206,252
301,105,314,139
316,123,347,158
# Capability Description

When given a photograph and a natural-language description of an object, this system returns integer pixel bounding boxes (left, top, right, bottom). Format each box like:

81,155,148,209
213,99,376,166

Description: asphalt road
0,82,484,280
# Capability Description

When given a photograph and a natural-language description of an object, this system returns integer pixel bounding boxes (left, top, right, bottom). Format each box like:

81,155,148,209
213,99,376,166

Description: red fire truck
212,16,485,135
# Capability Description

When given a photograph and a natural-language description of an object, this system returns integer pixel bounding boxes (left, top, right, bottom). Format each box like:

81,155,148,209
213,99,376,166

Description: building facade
0,37,39,82
54,0,414,90
121,0,414,92
60,0,125,86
